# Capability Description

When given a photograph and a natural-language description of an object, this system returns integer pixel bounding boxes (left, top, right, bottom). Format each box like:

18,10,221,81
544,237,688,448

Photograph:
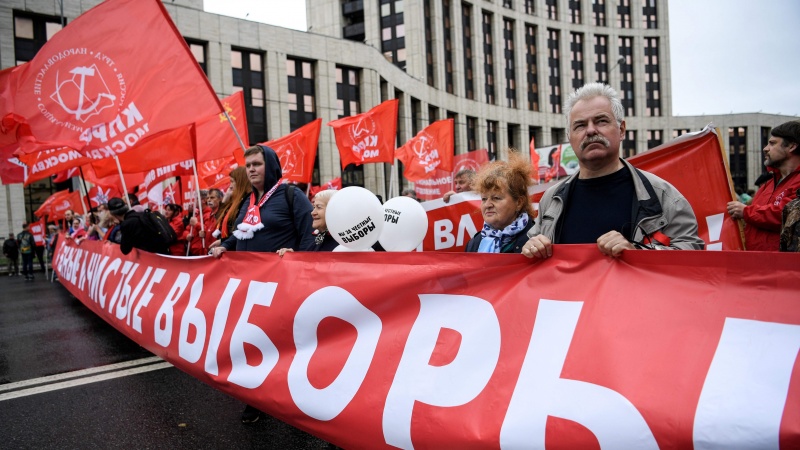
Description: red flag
7,0,222,154
45,190,86,221
52,166,80,183
90,125,196,178
529,135,540,183
196,91,248,164
309,177,343,198
264,118,322,183
415,149,490,201
35,189,70,219
181,176,197,210
396,119,455,182
17,146,93,186
87,184,121,207
0,144,26,184
82,164,144,194
163,179,181,206
197,156,238,189
545,144,562,182
328,99,398,168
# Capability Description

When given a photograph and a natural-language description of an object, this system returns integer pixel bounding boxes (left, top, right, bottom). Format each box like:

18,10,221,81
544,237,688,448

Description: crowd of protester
5,83,799,285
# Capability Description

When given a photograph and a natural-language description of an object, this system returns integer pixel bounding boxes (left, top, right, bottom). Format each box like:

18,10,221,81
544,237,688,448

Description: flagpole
389,160,397,199
191,159,206,251
76,173,89,217
77,166,94,214
113,155,131,208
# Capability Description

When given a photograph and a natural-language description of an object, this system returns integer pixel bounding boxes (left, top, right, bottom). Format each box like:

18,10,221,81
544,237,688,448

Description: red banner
328,99,398,168
30,219,46,246
264,118,322,184
422,128,741,252
396,119,454,182
53,239,800,449
6,0,222,154
415,149,490,201
141,160,194,193
628,128,742,251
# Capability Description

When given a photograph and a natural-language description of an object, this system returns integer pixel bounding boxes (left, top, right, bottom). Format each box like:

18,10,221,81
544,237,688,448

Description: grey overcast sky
203,0,800,117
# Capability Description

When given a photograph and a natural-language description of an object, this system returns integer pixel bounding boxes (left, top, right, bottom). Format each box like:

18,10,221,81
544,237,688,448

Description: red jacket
167,215,186,256
743,166,800,251
185,207,217,256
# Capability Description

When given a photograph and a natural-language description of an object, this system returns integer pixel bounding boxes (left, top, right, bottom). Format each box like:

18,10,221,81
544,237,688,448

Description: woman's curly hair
472,150,535,218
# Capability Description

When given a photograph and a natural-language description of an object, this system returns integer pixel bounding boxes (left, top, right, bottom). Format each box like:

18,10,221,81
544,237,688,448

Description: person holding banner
523,83,703,259
279,189,340,256
210,145,313,423
211,145,314,259
727,120,800,251
209,167,250,250
163,204,187,256
443,169,476,203
465,153,535,253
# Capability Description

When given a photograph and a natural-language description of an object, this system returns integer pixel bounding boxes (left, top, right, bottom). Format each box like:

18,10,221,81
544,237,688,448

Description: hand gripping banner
54,238,800,449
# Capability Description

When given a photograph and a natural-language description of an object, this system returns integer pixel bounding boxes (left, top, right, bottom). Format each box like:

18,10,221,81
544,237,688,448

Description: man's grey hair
454,169,476,181
564,83,625,126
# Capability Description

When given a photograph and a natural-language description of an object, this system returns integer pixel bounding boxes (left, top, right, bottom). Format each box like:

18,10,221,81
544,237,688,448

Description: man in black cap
107,197,169,255
727,120,800,251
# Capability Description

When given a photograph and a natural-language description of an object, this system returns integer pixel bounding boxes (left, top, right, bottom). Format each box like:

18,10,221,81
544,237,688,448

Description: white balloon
325,186,385,250
378,196,429,251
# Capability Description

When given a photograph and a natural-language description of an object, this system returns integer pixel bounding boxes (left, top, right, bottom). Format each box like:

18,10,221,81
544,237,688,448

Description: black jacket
119,211,169,255
3,238,19,259
221,145,314,253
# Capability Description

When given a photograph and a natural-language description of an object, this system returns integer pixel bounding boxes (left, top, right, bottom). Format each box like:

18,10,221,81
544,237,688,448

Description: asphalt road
0,271,335,449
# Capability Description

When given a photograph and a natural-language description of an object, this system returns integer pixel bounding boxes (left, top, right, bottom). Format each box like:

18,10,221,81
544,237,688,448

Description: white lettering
384,294,501,449
288,286,382,421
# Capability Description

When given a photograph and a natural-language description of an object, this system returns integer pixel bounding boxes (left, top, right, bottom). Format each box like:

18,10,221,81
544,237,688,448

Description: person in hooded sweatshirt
210,145,314,424
212,145,314,257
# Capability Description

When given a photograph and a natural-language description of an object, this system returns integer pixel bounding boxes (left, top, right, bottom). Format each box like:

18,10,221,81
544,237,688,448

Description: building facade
0,0,796,237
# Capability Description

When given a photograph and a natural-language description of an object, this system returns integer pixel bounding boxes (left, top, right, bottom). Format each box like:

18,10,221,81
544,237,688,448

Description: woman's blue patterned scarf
477,212,529,253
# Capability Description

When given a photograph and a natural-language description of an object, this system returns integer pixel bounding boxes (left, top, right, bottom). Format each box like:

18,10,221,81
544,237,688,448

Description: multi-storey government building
1,0,797,235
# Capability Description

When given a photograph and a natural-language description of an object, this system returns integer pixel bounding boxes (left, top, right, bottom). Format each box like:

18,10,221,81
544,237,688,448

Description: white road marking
0,357,173,401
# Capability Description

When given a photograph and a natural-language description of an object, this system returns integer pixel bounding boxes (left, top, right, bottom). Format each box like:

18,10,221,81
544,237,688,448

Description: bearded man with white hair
522,83,704,260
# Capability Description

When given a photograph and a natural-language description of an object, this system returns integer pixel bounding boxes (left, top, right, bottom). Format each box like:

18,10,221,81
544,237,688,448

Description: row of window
424,3,662,116
502,0,658,28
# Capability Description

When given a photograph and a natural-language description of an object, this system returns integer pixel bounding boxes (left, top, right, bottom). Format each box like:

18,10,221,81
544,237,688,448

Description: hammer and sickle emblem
54,66,116,122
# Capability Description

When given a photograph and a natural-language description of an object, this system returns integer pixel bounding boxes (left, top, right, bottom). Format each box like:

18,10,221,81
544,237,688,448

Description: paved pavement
0,271,335,449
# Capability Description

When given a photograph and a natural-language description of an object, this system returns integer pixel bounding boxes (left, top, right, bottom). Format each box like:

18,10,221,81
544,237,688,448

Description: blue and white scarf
477,212,530,253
